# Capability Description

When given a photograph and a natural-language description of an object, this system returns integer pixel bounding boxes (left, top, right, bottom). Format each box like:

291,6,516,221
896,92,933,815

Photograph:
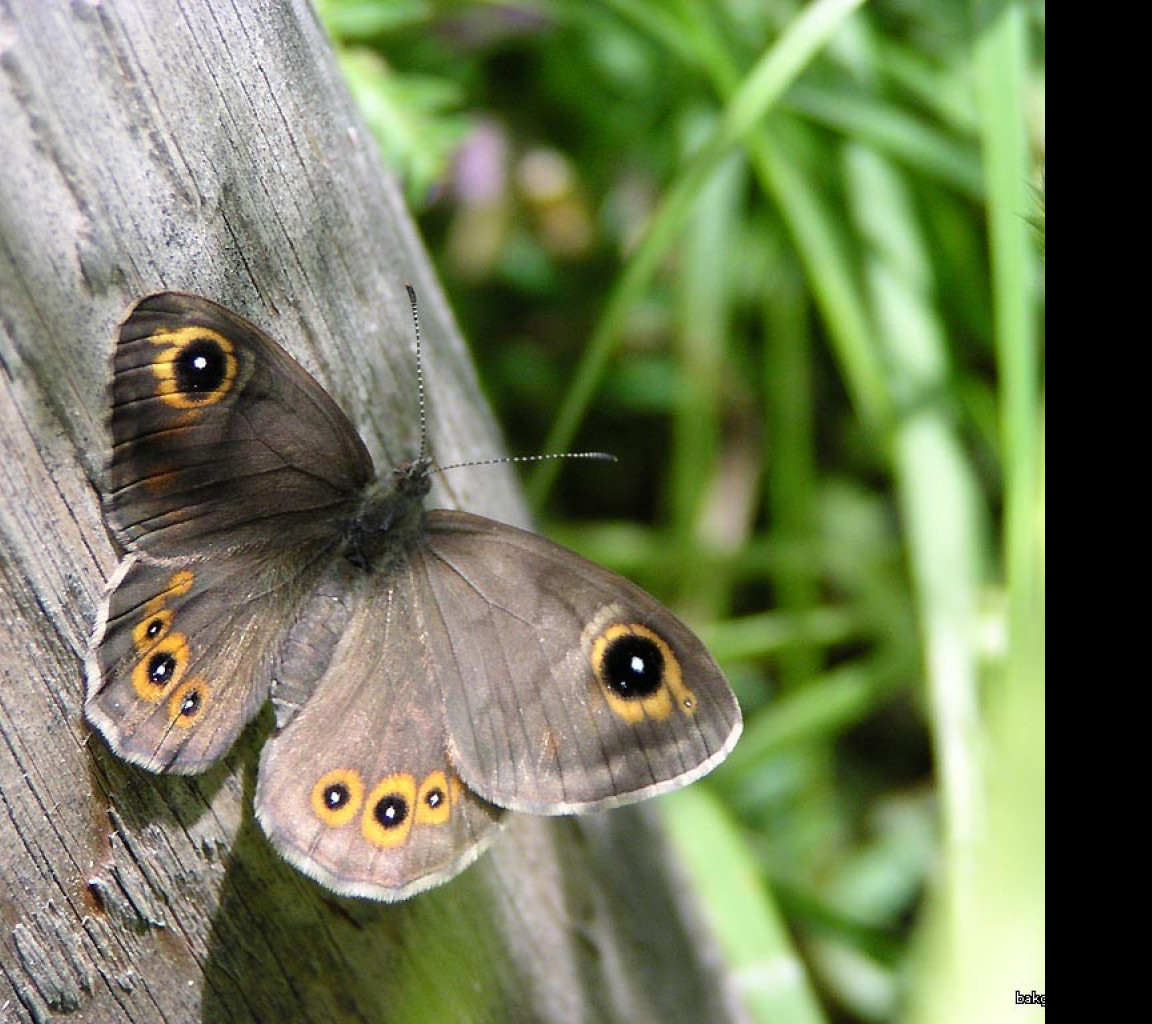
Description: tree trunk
0,3,742,1022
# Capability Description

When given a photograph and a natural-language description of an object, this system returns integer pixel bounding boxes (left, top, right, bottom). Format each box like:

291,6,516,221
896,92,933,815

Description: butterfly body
87,292,741,900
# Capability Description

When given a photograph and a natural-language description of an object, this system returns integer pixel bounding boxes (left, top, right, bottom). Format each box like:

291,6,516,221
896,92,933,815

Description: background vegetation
316,2,1045,1021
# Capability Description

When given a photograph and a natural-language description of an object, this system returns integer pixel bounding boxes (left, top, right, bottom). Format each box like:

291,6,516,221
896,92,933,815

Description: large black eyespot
601,633,665,700
133,633,189,702
324,784,352,811
175,338,228,397
374,794,409,830
148,652,177,687
424,787,445,809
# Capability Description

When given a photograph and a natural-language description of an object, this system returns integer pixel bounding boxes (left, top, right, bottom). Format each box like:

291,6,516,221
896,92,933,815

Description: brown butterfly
86,292,741,900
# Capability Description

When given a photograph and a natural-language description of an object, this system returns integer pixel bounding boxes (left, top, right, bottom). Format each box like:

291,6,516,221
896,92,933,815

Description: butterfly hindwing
86,549,329,773
255,561,504,901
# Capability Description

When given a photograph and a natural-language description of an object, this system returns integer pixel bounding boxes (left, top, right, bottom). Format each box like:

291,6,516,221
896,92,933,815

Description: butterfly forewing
108,293,373,558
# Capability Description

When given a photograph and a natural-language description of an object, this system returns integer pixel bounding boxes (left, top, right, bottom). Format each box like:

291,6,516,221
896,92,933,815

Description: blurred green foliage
317,2,1045,1021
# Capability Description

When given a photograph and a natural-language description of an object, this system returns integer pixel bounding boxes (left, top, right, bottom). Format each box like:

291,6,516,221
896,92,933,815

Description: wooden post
0,3,741,1021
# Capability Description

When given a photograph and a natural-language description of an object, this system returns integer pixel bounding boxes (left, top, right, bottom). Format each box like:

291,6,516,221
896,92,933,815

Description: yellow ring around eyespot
149,326,238,409
415,770,452,826
162,570,195,597
310,769,365,828
131,632,190,702
449,773,465,806
167,678,210,728
167,570,195,596
140,570,195,622
591,623,696,723
361,773,417,849
132,607,174,653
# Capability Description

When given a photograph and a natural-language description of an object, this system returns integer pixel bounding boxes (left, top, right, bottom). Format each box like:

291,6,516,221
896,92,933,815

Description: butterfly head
392,455,435,498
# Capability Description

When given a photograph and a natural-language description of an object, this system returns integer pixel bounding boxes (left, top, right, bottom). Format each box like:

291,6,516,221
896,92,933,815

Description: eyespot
590,623,695,723
131,633,190,702
415,770,452,826
150,326,238,408
133,608,173,652
362,774,417,848
310,769,364,828
167,678,210,727
166,570,195,596
141,571,195,622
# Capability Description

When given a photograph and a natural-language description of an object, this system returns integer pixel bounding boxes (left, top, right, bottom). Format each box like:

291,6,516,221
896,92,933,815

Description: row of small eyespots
129,571,210,728
311,769,457,849
590,622,696,723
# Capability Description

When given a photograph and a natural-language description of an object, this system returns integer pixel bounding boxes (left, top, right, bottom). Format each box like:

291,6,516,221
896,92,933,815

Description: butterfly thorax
343,457,434,570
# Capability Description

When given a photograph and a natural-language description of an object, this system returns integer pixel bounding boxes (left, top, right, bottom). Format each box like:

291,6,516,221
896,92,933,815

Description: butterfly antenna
405,283,614,476
432,451,617,474
405,282,430,462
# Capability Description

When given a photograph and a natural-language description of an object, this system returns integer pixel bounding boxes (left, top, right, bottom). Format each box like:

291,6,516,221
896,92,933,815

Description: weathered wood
0,2,742,1022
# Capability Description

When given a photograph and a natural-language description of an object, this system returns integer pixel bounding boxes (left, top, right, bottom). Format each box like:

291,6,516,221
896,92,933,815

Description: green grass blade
664,786,828,1024
529,0,868,504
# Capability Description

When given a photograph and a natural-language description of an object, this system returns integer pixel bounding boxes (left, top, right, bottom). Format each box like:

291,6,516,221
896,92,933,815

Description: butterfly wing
418,511,742,814
255,560,504,901
89,292,374,774
86,548,332,773
107,292,373,558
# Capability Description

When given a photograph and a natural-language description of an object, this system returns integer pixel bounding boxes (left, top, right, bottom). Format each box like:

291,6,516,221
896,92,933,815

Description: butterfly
85,291,741,901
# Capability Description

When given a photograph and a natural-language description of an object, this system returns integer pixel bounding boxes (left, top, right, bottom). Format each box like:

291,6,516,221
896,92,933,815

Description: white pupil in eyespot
631,655,645,674
192,355,208,371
